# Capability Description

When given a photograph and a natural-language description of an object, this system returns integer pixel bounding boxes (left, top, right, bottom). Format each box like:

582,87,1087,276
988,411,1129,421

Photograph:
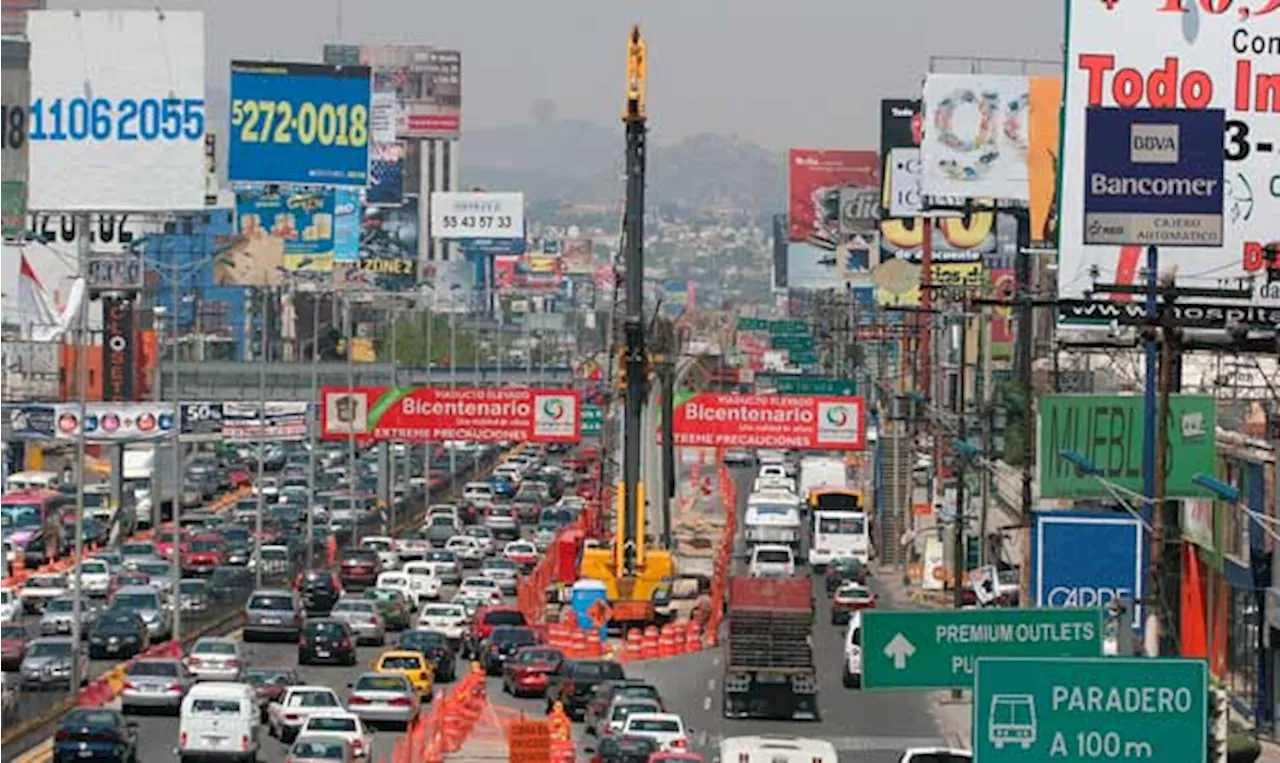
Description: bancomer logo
1089,174,1218,198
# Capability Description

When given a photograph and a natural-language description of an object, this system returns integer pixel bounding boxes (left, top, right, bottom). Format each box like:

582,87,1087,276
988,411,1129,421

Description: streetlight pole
254,284,268,588
344,293,357,543
170,251,184,641
449,311,457,475
388,305,399,529
69,213,90,697
423,304,433,509
306,285,321,571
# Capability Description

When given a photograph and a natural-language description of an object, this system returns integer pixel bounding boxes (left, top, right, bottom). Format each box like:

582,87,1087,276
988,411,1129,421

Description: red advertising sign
672,393,865,450
788,149,879,245
320,386,581,444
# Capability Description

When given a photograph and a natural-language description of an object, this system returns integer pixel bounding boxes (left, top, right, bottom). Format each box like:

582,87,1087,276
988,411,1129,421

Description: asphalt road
618,466,948,763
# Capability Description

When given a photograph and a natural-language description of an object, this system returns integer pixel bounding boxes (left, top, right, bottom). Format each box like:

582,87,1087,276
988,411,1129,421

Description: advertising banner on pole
8,404,57,441
1082,107,1224,247
368,141,405,205
2,39,30,236
222,401,308,441
671,393,866,450
920,74,1031,204
561,237,594,274
26,10,206,211
1032,511,1144,622
787,149,879,246
429,192,523,239
101,296,134,402
324,44,461,139
1028,77,1062,245
1037,394,1217,500
179,402,225,438
236,187,336,272
1060,0,1280,310
53,402,176,441
319,386,581,444
227,61,371,187
333,188,362,263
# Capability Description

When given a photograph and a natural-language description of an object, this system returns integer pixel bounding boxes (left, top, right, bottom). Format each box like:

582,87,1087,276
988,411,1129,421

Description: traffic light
616,348,628,391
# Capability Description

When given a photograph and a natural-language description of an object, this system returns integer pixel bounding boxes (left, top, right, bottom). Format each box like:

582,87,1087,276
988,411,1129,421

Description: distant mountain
461,120,785,215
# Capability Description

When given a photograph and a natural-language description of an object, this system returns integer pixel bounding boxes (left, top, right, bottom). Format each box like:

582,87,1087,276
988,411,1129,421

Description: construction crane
580,25,674,627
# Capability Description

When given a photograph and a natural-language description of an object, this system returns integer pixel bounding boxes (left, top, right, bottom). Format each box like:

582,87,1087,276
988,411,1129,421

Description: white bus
719,735,838,763
808,509,870,568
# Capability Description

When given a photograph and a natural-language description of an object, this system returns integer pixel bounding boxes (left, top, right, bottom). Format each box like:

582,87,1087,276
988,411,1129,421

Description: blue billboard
333,189,362,263
1033,511,1144,625
1083,107,1224,248
227,61,372,187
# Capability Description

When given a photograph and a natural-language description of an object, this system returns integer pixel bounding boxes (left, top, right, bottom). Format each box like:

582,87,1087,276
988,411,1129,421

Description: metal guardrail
158,362,576,401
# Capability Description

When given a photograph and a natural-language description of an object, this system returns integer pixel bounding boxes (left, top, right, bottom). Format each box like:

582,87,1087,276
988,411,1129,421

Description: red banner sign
320,386,581,444
672,393,865,450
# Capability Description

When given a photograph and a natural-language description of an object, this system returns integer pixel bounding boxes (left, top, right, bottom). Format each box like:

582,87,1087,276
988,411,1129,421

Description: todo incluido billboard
671,393,865,450
320,386,581,444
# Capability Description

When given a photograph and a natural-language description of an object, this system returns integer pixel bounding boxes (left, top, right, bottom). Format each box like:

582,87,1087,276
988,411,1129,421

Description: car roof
251,587,295,596
114,585,161,595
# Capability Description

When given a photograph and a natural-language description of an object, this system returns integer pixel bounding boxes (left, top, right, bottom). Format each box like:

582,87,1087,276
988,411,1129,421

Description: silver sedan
185,637,244,681
328,599,386,647
345,672,420,728
120,658,193,714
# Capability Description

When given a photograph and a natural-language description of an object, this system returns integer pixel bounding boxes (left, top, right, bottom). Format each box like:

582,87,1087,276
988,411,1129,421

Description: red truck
722,576,817,721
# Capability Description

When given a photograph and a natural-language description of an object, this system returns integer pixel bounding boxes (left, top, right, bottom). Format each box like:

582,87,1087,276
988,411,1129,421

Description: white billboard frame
429,191,524,240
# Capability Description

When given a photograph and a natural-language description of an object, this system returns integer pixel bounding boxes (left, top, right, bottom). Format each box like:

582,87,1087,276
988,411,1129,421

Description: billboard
101,296,134,401
561,237,593,274
227,60,371,187
222,401,308,441
2,39,29,236
235,187,336,272
1082,107,1224,247
1033,511,1144,620
26,10,206,211
333,188,362,263
920,74,1031,203
319,386,581,444
53,402,177,441
430,191,523,239
1028,77,1062,245
671,393,866,450
1038,394,1217,500
1061,0,1279,308
788,149,879,246
368,141,405,205
323,44,461,139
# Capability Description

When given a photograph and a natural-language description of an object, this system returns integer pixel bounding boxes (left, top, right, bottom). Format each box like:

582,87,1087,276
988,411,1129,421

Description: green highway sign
1038,394,1217,500
861,608,1104,690
769,319,807,335
973,657,1207,763
775,376,857,395
789,351,819,365
581,404,603,436
736,317,769,331
770,334,814,351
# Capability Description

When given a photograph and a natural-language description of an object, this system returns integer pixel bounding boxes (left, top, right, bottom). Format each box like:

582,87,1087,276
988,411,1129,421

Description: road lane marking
707,678,716,691
702,696,712,711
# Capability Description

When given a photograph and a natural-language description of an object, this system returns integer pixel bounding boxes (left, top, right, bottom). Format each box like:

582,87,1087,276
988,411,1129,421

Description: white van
178,681,261,762
744,493,802,548
6,471,60,492
720,735,838,763
748,545,795,578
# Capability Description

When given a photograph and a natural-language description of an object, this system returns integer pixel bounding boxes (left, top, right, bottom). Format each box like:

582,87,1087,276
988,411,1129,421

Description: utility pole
619,25,648,578
69,213,90,697
660,358,675,550
1012,209,1034,607
952,311,968,610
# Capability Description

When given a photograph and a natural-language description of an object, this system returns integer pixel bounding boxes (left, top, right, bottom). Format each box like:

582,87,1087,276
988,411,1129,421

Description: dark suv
297,570,342,614
546,659,627,719
297,619,357,666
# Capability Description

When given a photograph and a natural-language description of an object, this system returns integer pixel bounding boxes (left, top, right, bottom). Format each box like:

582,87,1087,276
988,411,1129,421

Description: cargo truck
722,575,818,720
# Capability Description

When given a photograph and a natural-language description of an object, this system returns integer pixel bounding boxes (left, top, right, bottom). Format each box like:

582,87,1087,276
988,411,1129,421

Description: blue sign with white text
1033,511,1144,627
228,61,372,187
1083,107,1224,247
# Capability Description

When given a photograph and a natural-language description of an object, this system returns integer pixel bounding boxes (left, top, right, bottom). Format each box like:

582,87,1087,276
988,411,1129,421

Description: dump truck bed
725,576,814,671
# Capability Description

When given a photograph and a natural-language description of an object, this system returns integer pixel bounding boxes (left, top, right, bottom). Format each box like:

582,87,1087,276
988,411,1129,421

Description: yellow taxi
373,649,435,697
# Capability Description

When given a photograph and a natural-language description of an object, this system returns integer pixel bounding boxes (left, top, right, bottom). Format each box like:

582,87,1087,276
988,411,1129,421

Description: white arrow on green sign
861,608,1104,690
973,657,1206,763
581,404,603,435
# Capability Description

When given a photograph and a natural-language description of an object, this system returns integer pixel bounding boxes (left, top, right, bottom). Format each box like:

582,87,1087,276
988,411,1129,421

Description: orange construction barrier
658,624,676,658
685,621,702,654
625,628,644,662
642,625,659,660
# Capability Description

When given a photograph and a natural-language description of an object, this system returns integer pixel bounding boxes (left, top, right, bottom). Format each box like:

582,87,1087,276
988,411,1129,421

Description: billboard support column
69,213,90,697
170,249,185,642
1013,207,1035,609
1141,244,1160,654
952,312,968,614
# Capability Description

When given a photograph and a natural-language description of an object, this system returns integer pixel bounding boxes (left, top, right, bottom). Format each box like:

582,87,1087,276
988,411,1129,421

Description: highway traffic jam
1,439,967,763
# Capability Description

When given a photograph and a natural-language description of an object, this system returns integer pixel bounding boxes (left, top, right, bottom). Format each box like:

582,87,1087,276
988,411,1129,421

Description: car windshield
754,549,791,564
193,641,236,655
45,598,75,613
492,628,537,646
244,669,293,685
192,699,241,714
364,539,392,551
612,703,657,720
628,718,681,733
430,516,454,526
129,661,180,677
307,622,347,637
504,545,533,556
189,541,220,552
380,655,423,670
423,606,461,618
289,740,346,759
2,624,24,639
401,632,447,649
95,613,141,632
29,641,71,657
515,649,561,664
288,691,339,707
483,610,526,626
465,527,489,537
137,562,170,576
465,578,498,589
27,576,65,589
179,581,207,595
63,709,121,727
334,601,375,614
113,593,159,609
249,594,294,610
486,559,517,570
425,551,455,562
355,674,410,692
307,716,358,732
80,561,108,574
121,544,153,556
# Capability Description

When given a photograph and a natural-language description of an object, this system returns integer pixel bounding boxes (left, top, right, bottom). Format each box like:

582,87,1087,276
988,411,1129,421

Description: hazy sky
47,0,1064,150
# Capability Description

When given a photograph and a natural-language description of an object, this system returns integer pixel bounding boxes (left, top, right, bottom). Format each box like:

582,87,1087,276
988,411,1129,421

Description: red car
502,646,564,697
466,606,528,657
338,550,381,590
182,534,228,575
831,582,877,625
151,526,189,561
1,623,27,671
